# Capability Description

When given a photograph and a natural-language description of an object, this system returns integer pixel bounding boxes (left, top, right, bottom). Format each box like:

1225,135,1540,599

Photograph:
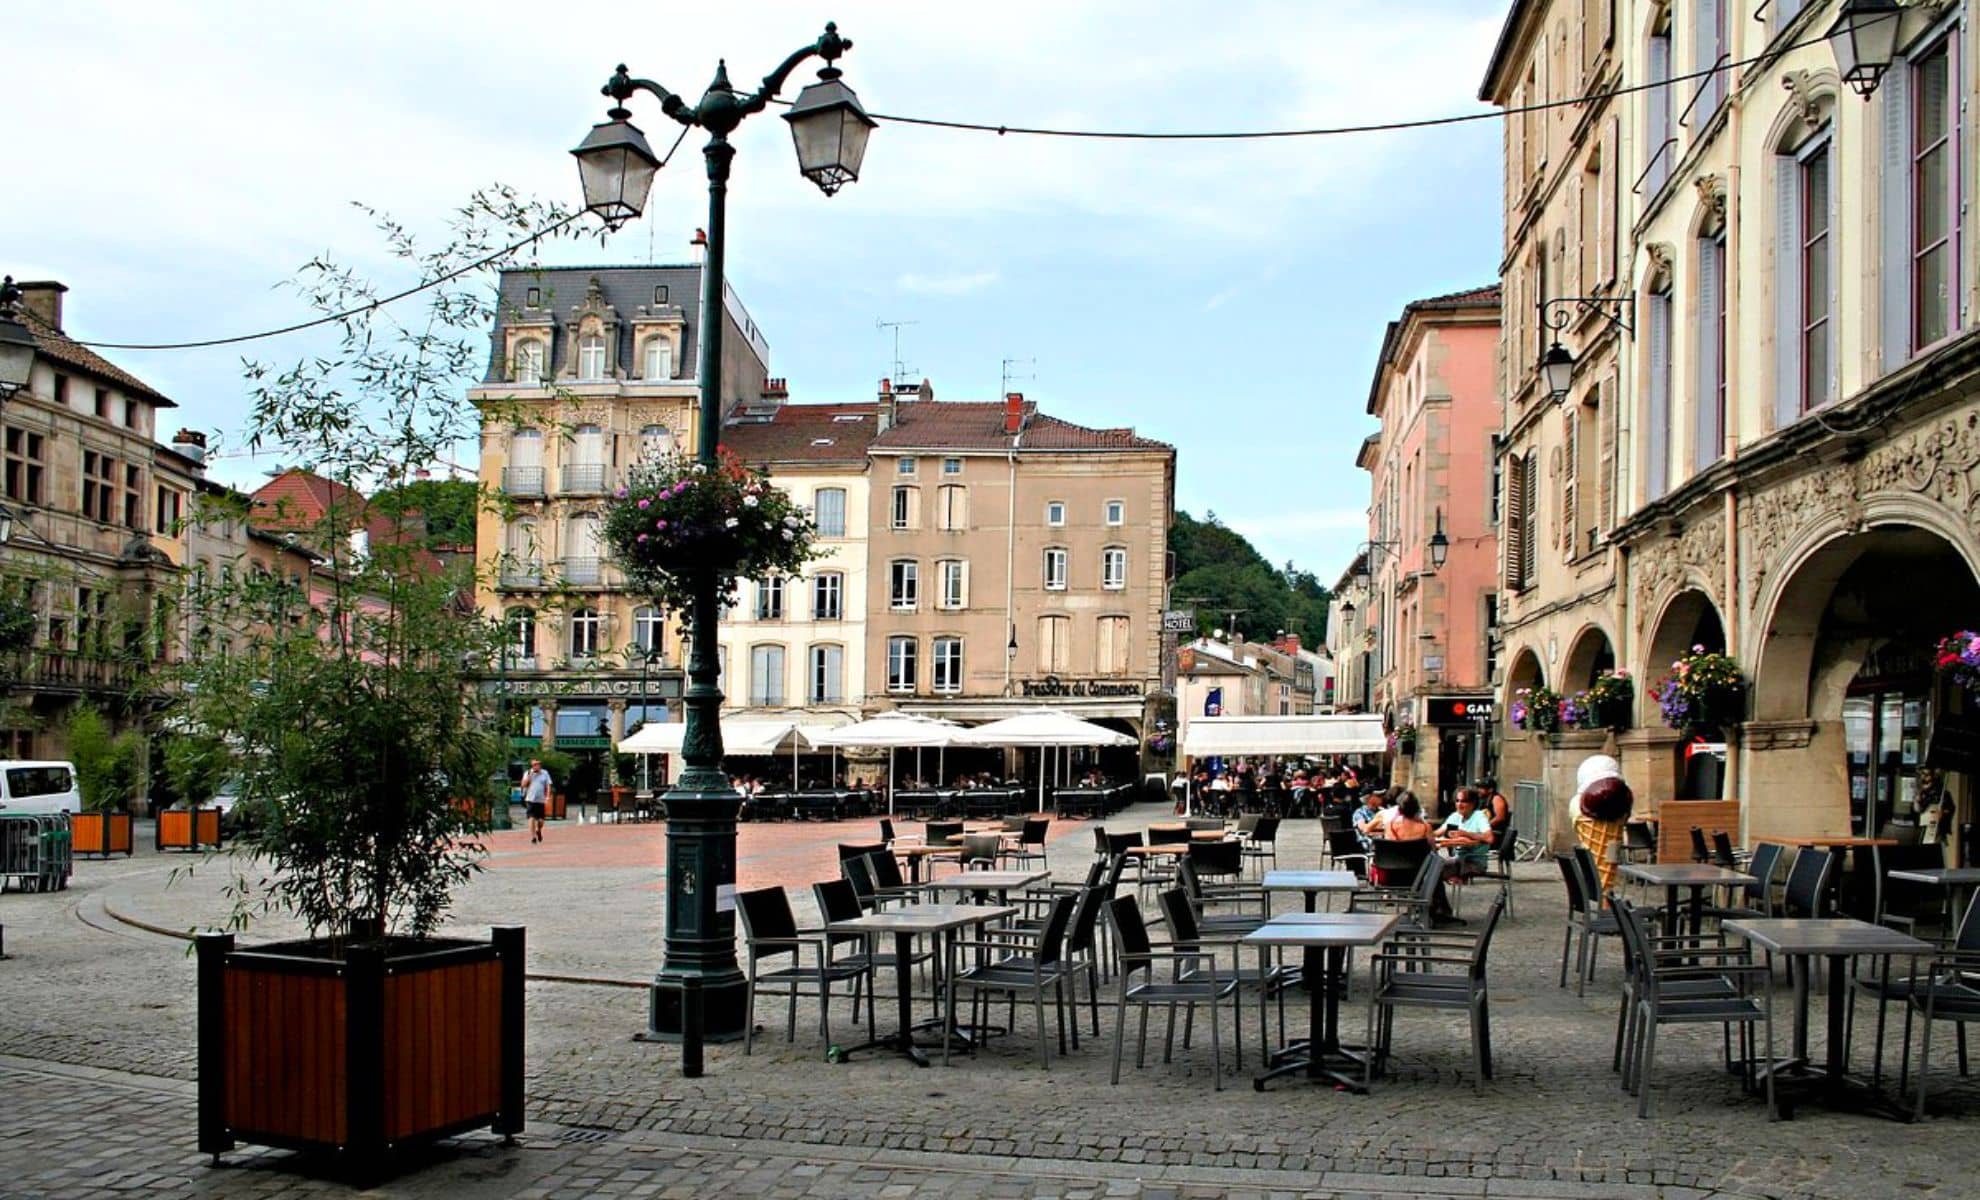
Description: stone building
1359,285,1504,809
864,383,1175,748
470,265,771,759
1478,0,1980,850
0,281,181,758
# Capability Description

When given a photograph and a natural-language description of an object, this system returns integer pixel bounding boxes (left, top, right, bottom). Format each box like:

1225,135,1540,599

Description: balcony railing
502,466,545,497
561,464,607,496
561,557,602,586
499,559,544,589
0,648,142,694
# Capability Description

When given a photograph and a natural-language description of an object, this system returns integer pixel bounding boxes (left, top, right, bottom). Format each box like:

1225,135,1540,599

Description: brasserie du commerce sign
1019,677,1147,699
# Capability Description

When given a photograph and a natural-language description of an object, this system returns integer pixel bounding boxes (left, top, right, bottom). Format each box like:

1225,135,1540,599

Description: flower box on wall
197,927,524,1182
72,811,134,857
158,807,223,852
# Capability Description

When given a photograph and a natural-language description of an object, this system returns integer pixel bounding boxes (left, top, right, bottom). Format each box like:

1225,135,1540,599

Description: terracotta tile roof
720,402,883,465
18,309,176,407
250,469,365,531
870,401,1171,453
1407,284,1502,312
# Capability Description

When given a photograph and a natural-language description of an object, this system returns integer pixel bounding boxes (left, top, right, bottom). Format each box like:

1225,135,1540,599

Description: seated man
1435,788,1494,880
1352,789,1391,850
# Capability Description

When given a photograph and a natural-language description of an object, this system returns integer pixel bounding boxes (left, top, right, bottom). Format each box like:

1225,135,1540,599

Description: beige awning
1182,714,1387,758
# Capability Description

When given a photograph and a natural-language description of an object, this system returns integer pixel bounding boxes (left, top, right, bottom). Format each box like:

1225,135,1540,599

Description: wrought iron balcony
0,648,142,695
561,465,607,496
561,558,603,586
499,559,544,589
502,466,545,497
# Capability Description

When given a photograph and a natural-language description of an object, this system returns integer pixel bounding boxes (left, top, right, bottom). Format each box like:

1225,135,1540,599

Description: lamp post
1534,296,1634,402
571,23,873,1071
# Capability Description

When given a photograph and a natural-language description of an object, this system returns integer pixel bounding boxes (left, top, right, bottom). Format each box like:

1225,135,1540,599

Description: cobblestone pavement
1,806,1976,1198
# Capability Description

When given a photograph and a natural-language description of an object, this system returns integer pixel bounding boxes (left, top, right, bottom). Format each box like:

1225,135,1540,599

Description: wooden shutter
1504,453,1528,590
1774,155,1804,428
1562,407,1578,556
1523,452,1540,586
1880,56,1913,370
1646,291,1672,499
1598,376,1616,531
1694,236,1724,471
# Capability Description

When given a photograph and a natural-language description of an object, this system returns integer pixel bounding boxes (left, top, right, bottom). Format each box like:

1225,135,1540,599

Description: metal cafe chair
736,887,868,1055
1104,894,1240,1090
1366,894,1507,1093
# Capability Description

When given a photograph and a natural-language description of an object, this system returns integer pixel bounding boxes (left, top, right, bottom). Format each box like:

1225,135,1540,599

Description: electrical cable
60,21,1860,352
71,124,693,353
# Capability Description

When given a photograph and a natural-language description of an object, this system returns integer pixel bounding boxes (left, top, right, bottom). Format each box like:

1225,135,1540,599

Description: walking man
523,758,551,844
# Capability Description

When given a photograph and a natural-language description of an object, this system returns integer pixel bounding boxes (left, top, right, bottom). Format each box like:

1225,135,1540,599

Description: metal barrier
0,814,73,893
1512,780,1549,861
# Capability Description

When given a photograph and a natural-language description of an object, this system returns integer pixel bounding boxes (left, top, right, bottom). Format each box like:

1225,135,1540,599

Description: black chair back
926,820,963,845
842,854,879,907
1495,828,1519,868
1711,831,1740,870
1035,892,1077,966
960,833,1003,868
1158,887,1202,947
1782,847,1838,918
867,850,909,891
1569,845,1603,910
1092,827,1111,857
1106,831,1144,856
878,818,898,845
1069,883,1106,954
1188,839,1244,880
1689,827,1711,864
1021,817,1050,847
1879,842,1946,922
812,878,863,925
1328,828,1370,876
1108,895,1154,963
1625,820,1658,854
736,887,797,952
1149,825,1190,845
1743,842,1785,906
1100,852,1130,897
1373,837,1434,880
1252,816,1281,845
838,841,885,862
1557,852,1590,915
1954,889,1980,953
1470,894,1509,978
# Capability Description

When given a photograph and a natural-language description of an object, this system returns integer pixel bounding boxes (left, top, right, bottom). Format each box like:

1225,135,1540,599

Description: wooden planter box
73,811,134,857
197,926,524,1181
607,786,631,815
546,792,567,821
1655,799,1741,863
158,807,223,852
450,796,492,827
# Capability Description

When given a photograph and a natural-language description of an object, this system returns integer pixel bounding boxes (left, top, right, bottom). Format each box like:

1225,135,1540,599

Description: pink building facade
1360,286,1503,807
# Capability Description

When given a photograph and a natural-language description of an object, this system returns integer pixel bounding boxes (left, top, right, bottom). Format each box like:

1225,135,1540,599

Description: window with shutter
1562,407,1578,557
1598,376,1616,530
1774,152,1806,428
1646,287,1673,498
1505,453,1528,590
1647,24,1673,195
1695,232,1726,470
1521,451,1539,586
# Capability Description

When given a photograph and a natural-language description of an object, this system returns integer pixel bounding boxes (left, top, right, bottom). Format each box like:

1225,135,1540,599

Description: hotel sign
1021,677,1146,699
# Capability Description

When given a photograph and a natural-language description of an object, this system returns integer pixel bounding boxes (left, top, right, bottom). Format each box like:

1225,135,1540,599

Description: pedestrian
1571,754,1634,900
522,757,551,844
1477,776,1511,842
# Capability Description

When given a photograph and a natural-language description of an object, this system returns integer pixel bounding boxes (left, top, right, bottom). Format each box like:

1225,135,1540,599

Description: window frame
937,558,967,610
941,457,963,476
569,607,602,659
931,636,964,694
748,643,787,706
808,643,845,704
1104,499,1125,526
813,571,844,620
641,336,673,381
896,457,918,477
577,334,607,381
1101,546,1128,591
1798,136,1835,413
889,559,919,611
755,575,785,621
1909,33,1960,353
632,605,665,656
891,485,916,531
1045,500,1067,527
513,340,545,385
1043,547,1069,592
813,487,847,538
887,635,918,693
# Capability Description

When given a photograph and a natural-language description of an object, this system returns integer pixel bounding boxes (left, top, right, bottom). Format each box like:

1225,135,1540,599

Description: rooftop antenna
877,318,918,388
1000,356,1035,397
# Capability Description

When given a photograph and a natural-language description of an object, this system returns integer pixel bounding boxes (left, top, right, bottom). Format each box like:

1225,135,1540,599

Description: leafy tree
67,705,143,813
171,188,578,941
0,583,34,653
369,478,479,549
1169,511,1332,645
163,732,231,810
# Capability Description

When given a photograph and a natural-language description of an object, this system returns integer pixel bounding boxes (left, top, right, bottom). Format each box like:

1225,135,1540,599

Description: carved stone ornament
1781,70,1836,132
1645,243,1675,291
1743,405,1980,609
1694,173,1727,226
1632,516,1727,634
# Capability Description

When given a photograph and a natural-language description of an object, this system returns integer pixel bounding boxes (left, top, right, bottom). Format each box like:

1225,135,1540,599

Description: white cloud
897,269,1000,295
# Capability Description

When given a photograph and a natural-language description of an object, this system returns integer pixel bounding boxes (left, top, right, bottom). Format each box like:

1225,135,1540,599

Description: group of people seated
1352,783,1511,882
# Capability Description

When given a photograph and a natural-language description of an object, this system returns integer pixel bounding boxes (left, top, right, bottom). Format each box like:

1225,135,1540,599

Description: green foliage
1169,511,1332,644
603,449,817,614
67,706,142,813
370,478,479,549
536,748,578,789
172,187,578,942
0,583,35,653
163,733,231,809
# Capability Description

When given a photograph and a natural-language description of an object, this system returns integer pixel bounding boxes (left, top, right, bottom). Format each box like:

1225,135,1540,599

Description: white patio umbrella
953,708,1135,812
811,712,964,814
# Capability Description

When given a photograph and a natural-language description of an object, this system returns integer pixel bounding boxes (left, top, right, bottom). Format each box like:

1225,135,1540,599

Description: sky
4,0,1508,585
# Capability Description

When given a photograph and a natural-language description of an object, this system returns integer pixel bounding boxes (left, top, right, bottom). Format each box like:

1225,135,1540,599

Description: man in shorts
523,759,551,844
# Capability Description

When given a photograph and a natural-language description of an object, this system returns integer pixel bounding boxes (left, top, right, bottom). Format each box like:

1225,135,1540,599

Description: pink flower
636,533,648,543
655,519,668,530
637,498,650,509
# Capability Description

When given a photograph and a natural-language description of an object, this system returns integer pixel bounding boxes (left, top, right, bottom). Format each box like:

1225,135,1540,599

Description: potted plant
180,191,565,1179
158,731,229,852
1392,723,1418,757
67,705,140,857
607,750,637,815
1510,685,1563,734
1583,670,1634,732
1655,646,1748,737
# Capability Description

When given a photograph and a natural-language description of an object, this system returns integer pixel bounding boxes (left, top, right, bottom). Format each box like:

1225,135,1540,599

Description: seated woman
1436,788,1494,880
1367,793,1433,887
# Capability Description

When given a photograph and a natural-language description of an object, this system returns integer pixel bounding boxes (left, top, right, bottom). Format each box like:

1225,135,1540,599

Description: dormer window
513,340,544,385
578,334,607,381
653,285,669,305
525,287,541,308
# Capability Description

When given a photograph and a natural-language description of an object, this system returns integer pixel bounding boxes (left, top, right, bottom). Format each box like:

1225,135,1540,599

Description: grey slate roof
484,265,705,384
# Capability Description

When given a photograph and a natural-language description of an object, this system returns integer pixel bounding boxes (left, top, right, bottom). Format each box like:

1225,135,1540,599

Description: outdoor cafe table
1149,823,1234,843
917,869,1050,905
1243,911,1400,1093
1619,862,1755,940
894,843,962,883
1261,869,1359,914
1722,917,1933,1118
827,903,1019,1068
1887,867,1980,930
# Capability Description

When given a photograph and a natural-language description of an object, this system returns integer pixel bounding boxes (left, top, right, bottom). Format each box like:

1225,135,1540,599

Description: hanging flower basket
603,449,818,613
1391,724,1418,756
1936,630,1980,700
1655,647,1747,737
1583,670,1635,732
1510,686,1562,733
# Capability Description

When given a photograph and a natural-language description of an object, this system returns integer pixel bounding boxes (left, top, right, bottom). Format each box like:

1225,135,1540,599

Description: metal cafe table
1261,869,1360,914
1619,862,1755,941
1242,911,1399,1092
826,903,1018,1067
1722,917,1932,1118
1885,867,1980,932
917,869,1050,905
893,843,962,883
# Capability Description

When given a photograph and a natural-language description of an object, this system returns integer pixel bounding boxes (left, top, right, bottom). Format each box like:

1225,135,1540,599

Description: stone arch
1504,645,1546,701
1643,587,1726,691
1561,624,1619,694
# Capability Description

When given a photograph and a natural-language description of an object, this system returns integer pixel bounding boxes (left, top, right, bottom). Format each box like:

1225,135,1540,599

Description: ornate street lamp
1829,0,1903,97
1540,341,1575,402
1428,509,1450,571
0,277,39,402
1535,295,1633,404
570,22,871,1076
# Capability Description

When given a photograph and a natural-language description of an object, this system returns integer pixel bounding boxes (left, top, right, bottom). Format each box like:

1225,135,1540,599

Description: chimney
1274,633,1302,657
761,377,789,400
691,228,708,264
170,429,208,466
15,280,66,332
877,377,897,432
1003,392,1025,435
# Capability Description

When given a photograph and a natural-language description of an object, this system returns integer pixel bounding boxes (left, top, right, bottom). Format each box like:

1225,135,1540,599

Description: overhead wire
63,21,1853,353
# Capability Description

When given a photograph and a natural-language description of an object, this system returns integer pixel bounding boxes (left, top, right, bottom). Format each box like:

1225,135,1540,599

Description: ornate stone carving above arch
1741,407,1980,611
1644,242,1675,292
1693,173,1727,232
1630,517,1725,636
1770,68,1841,151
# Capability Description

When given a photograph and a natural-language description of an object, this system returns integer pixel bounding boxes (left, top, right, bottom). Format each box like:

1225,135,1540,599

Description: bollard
682,976,704,1078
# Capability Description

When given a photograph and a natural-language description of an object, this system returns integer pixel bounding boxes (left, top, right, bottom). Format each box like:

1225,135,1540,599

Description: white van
0,761,82,816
